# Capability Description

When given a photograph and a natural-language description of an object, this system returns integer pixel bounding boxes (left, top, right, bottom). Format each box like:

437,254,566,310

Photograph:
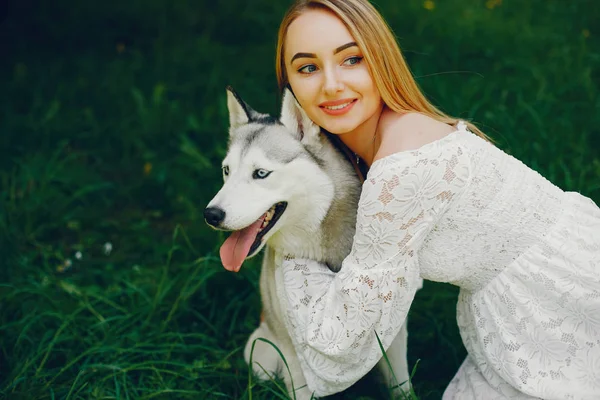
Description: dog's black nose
204,207,226,227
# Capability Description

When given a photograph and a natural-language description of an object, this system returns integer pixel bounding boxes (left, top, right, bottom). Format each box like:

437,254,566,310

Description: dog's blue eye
222,166,229,176
253,169,272,179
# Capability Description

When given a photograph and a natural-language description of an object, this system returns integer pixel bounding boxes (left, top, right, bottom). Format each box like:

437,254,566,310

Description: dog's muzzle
204,207,225,228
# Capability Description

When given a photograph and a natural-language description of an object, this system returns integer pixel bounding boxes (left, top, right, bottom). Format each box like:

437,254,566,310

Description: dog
204,87,414,399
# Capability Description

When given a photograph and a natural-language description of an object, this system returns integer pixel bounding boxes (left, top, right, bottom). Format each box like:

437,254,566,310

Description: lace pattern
277,121,600,399
277,138,470,396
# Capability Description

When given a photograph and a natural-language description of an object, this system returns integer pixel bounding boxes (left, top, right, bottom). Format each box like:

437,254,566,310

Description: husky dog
204,87,412,399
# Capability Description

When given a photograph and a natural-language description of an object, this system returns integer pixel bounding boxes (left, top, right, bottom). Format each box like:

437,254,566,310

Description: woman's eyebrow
333,41,357,54
290,41,358,63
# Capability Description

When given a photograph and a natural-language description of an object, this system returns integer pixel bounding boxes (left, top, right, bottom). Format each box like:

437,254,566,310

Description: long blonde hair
275,0,489,140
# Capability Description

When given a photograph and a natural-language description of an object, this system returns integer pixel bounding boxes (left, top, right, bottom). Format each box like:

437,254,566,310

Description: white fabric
276,121,600,399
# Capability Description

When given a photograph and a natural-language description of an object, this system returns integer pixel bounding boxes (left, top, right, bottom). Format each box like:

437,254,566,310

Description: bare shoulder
374,110,456,161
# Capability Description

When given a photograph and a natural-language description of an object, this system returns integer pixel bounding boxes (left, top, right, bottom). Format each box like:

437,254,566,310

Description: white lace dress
275,122,600,399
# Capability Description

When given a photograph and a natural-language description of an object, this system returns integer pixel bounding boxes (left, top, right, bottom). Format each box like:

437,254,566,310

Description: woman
273,0,600,399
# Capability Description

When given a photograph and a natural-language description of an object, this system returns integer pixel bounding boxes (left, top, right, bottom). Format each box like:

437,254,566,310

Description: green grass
1,0,598,399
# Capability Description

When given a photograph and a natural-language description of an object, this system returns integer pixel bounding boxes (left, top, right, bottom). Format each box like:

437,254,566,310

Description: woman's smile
319,98,358,115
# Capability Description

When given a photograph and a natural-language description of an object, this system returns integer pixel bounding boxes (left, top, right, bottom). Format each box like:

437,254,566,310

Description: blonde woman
273,0,600,399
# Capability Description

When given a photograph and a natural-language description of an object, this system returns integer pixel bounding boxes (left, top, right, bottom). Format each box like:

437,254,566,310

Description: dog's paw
244,322,282,381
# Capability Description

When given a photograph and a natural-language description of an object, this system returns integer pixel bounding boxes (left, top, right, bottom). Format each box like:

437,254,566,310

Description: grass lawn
1,0,598,398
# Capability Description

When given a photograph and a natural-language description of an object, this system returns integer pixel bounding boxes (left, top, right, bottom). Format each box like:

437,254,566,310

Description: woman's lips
319,99,357,116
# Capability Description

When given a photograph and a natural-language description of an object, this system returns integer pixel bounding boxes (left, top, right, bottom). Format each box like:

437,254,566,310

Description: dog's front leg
244,321,282,381
377,321,412,398
243,322,314,399
278,340,314,400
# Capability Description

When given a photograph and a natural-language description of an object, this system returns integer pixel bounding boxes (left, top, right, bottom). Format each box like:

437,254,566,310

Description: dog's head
204,87,336,272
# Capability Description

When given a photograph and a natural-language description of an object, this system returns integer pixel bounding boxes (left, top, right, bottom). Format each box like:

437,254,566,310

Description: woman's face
284,9,382,135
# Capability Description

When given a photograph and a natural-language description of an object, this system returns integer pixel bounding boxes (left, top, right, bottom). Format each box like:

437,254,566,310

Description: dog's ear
280,88,320,145
226,86,266,129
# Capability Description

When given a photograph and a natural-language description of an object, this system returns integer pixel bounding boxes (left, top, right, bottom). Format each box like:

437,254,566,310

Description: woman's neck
338,102,385,167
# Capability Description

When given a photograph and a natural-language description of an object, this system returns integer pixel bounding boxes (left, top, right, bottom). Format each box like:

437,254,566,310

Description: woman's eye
343,56,363,66
222,166,229,176
298,64,317,74
253,169,272,179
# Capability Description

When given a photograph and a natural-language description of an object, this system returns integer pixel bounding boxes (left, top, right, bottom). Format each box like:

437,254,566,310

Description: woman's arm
277,142,471,396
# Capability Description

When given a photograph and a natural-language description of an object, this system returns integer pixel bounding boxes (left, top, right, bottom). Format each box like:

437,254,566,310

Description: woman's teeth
324,101,352,110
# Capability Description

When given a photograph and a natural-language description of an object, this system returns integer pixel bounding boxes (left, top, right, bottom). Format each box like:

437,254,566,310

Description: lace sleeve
276,142,471,397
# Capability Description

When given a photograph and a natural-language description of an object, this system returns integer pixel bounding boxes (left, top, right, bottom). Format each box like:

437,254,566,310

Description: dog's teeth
258,205,278,234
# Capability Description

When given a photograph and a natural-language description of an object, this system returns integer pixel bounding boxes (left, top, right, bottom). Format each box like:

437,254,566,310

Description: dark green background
1,0,598,399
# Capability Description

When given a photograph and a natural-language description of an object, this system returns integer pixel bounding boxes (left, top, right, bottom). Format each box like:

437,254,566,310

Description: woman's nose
323,67,344,95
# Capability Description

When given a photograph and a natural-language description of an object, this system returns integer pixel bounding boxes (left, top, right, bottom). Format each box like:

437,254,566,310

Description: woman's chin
320,120,358,135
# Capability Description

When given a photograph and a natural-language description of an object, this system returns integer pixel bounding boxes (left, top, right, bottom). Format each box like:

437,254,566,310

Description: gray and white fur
205,87,412,399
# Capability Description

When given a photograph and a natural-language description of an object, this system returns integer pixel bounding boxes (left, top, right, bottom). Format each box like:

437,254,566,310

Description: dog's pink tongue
220,217,264,272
